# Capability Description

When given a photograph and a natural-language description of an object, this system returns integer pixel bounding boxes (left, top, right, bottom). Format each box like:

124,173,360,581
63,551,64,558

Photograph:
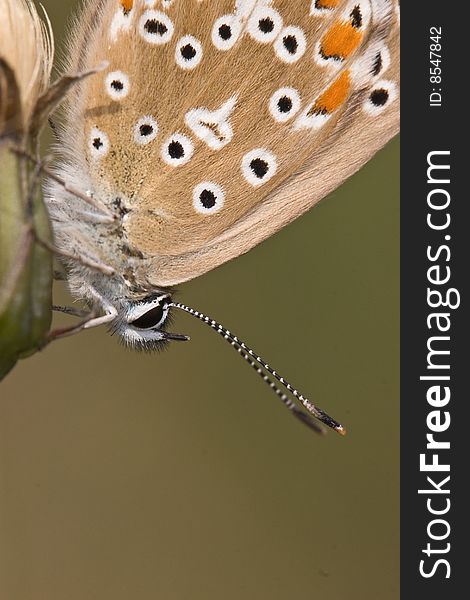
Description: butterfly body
47,0,399,346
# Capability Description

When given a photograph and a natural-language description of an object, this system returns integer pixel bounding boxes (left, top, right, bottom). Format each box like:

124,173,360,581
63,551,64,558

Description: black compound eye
131,305,165,329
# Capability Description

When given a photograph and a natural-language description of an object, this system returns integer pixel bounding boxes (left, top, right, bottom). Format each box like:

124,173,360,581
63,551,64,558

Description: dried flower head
0,0,54,134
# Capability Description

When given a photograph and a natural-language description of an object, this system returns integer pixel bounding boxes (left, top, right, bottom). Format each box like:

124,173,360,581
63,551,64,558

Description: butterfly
46,0,400,434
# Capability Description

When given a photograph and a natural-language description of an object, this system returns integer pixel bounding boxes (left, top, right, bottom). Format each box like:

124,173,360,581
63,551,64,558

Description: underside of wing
58,0,400,287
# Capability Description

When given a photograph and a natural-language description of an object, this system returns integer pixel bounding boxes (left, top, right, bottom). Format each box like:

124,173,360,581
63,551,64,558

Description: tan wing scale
59,0,399,286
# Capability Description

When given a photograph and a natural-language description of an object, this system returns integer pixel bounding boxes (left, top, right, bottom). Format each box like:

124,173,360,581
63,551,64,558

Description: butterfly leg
35,234,115,276
82,309,117,330
53,305,89,318
53,269,66,281
47,310,114,342
47,285,117,343
47,313,98,342
47,294,117,343
65,285,118,331
11,146,115,221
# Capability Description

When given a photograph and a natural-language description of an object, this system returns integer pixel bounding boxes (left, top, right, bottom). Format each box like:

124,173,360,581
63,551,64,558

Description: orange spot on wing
320,22,363,60
120,0,133,13
309,70,351,115
315,0,341,9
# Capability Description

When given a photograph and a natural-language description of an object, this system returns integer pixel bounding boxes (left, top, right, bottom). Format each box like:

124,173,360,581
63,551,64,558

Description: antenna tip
335,425,347,436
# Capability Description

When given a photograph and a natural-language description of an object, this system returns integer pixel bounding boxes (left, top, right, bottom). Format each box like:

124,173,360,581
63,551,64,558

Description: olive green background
0,2,400,599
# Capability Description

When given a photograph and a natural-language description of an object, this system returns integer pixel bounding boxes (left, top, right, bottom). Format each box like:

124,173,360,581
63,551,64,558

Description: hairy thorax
46,161,159,307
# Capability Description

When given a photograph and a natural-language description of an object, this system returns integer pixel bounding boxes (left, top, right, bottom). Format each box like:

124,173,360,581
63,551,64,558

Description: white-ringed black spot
269,87,301,122
363,79,397,116
175,35,203,69
89,126,109,159
192,181,225,214
139,10,173,44
274,26,306,63
212,15,241,50
242,149,277,187
105,70,130,100
367,44,391,79
248,8,282,44
134,115,158,145
161,133,194,166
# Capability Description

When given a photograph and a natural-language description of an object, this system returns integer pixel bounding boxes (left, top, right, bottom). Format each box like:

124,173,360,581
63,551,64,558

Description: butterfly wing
59,0,399,287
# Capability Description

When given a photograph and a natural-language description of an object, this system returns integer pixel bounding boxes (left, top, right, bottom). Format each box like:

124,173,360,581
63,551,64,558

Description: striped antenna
169,301,346,436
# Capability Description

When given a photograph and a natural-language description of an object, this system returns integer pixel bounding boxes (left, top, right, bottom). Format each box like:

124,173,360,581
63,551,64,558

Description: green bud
0,141,52,379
